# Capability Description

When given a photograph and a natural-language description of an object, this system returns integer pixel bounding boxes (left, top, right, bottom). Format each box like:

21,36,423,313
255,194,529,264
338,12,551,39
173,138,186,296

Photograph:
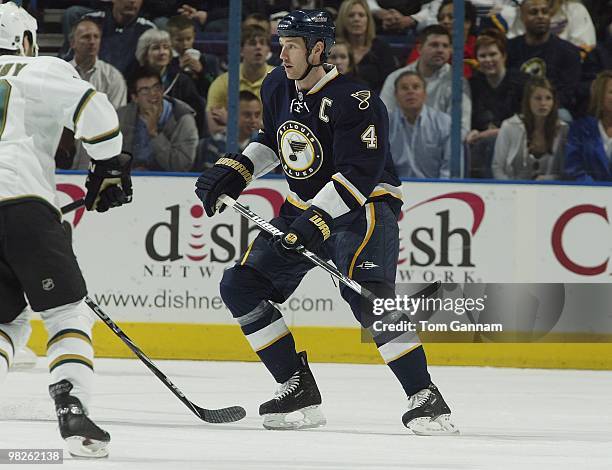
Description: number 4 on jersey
361,125,377,149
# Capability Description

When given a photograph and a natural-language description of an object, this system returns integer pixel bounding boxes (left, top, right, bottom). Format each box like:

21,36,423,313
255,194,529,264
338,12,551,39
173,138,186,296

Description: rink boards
25,174,612,370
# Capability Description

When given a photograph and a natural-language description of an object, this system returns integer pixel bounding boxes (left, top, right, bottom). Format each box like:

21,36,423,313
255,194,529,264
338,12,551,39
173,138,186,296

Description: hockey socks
256,333,302,384
386,345,432,397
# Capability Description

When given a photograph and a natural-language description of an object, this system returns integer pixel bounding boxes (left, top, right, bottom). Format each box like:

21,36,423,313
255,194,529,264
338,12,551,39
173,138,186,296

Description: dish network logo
399,192,484,266
144,188,284,266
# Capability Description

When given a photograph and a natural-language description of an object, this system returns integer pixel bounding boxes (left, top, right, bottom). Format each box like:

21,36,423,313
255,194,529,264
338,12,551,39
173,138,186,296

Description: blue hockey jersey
242,65,403,219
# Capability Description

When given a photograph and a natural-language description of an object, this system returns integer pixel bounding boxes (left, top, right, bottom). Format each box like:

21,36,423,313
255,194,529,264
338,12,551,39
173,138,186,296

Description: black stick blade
199,405,247,423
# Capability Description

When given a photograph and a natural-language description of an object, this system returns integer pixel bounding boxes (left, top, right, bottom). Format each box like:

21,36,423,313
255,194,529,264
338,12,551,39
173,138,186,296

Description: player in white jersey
0,2,132,458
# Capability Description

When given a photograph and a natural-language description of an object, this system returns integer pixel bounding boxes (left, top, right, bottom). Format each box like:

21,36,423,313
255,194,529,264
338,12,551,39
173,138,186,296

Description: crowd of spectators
39,0,611,182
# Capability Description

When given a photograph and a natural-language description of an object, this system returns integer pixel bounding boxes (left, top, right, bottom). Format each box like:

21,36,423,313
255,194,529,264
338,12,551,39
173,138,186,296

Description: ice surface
1,358,611,469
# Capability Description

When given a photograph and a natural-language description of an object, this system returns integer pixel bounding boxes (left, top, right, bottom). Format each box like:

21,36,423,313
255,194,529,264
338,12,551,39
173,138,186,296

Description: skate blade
262,405,327,430
65,436,109,458
407,414,460,436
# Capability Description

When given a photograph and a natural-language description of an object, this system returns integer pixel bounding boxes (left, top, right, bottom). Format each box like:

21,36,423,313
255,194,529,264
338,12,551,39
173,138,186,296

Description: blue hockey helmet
277,10,335,60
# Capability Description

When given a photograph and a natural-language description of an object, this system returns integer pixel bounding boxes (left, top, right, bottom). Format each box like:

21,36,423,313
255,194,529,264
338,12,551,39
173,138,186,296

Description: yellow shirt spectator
206,63,275,111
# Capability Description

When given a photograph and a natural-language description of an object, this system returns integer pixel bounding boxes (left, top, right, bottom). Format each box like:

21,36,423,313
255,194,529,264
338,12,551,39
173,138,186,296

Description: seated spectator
82,0,155,75
140,1,205,29
166,15,220,98
380,25,472,135
135,28,206,136
69,17,126,109
492,0,596,53
336,0,396,94
565,71,612,182
243,13,281,66
387,0,516,31
406,0,478,78
506,0,582,118
243,12,271,33
370,1,422,34
388,71,451,178
469,29,527,141
328,39,358,77
492,77,568,180
577,33,612,117
60,2,102,57
586,2,612,41
206,25,274,135
67,16,128,170
118,66,198,172
467,29,527,177
195,90,262,171
178,1,274,33
177,1,226,32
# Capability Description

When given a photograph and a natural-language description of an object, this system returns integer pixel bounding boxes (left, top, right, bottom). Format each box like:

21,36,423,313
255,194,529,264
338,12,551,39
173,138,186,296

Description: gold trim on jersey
369,184,404,201
307,66,340,95
287,184,403,213
348,203,376,278
73,88,96,126
332,173,366,205
81,126,120,145
286,193,310,210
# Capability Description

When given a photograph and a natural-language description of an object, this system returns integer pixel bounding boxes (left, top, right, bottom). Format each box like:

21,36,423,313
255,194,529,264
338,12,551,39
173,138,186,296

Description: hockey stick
219,194,441,305
83,298,246,424
60,202,246,424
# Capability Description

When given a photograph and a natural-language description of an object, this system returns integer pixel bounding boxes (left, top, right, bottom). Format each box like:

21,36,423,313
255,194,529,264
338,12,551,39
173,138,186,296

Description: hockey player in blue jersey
195,10,457,435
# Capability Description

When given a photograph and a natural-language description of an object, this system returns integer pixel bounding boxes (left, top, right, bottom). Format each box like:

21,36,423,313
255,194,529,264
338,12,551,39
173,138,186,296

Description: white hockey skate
259,351,327,430
402,384,459,436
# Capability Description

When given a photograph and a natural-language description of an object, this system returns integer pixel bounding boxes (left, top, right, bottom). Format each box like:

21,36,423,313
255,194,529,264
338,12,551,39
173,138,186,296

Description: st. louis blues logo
287,140,307,162
277,121,324,179
350,90,371,110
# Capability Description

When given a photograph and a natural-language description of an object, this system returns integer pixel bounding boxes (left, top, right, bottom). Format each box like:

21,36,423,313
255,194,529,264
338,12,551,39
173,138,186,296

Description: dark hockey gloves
195,153,254,216
85,152,133,212
272,205,333,257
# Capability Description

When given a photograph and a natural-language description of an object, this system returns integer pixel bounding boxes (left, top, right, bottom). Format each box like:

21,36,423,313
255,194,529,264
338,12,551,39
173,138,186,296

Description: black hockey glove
84,152,133,213
272,206,333,257
195,153,254,217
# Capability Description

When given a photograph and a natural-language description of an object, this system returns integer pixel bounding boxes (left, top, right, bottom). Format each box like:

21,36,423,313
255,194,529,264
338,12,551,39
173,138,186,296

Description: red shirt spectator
406,0,478,77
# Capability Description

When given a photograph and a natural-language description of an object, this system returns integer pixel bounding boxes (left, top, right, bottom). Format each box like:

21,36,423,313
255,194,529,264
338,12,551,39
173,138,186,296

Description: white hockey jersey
0,55,122,210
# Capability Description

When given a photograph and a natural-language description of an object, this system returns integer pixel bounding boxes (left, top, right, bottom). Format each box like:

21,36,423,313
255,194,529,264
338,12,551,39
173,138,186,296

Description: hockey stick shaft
83,298,198,408
60,202,246,423
82,298,245,423
60,198,85,214
219,195,440,304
